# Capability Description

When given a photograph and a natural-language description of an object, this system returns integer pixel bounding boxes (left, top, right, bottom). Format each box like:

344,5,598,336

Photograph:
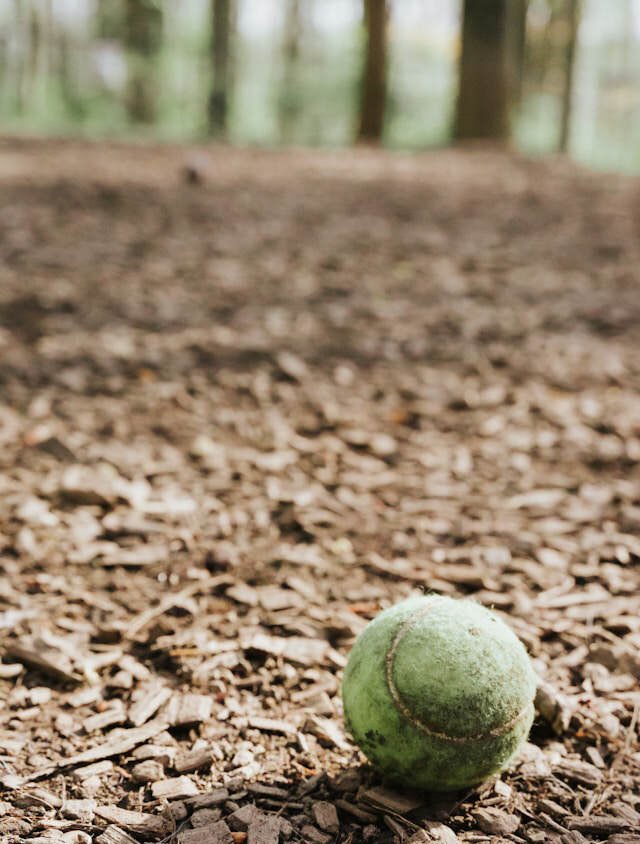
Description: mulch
0,138,638,844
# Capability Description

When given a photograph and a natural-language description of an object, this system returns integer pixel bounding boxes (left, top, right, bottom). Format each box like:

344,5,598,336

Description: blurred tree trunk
357,0,388,143
27,2,41,107
57,24,85,120
278,0,303,143
12,0,27,113
124,0,163,124
621,0,634,68
96,0,123,39
454,0,511,141
0,34,5,108
208,0,234,138
508,0,528,109
57,28,74,115
558,0,580,153
37,0,54,112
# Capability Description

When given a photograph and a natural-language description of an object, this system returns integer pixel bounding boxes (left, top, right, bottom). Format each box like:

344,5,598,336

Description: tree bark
208,0,234,138
558,0,580,153
278,0,302,143
454,0,511,141
124,0,162,124
357,0,388,143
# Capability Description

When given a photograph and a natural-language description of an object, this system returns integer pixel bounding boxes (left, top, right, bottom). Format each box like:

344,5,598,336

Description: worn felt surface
342,595,537,790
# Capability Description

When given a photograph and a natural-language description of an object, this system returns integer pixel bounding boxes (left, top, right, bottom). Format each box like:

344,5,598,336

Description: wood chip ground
0,140,638,843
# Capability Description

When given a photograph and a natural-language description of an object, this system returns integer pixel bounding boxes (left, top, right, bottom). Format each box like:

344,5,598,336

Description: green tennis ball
342,594,536,791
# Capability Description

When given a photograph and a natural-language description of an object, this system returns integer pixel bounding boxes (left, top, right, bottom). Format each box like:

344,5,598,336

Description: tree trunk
124,0,162,124
278,0,302,143
96,0,122,39
0,23,7,113
558,0,580,153
12,0,27,113
27,2,41,108
454,0,511,141
208,0,234,138
508,0,528,110
57,25,86,120
357,0,388,144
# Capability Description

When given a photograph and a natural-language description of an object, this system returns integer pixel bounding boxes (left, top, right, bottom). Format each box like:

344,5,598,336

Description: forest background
2,0,640,173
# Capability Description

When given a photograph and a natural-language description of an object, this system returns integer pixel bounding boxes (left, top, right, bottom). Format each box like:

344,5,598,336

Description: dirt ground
0,139,638,844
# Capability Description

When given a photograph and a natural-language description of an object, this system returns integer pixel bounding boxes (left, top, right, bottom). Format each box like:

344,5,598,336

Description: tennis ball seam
384,598,533,744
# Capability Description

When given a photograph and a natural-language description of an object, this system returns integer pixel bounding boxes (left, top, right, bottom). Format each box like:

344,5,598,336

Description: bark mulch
0,139,638,844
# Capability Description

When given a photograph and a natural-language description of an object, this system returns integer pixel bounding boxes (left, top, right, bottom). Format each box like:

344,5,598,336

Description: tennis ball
342,594,536,791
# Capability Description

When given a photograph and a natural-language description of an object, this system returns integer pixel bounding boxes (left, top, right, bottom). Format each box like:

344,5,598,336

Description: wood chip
422,821,461,844
568,816,634,835
538,798,570,819
128,684,172,727
554,758,604,787
183,789,230,810
151,776,199,800
177,821,233,844
359,786,424,815
303,714,350,750
94,806,171,837
131,760,164,783
535,680,574,734
560,832,589,844
334,799,377,824
610,803,640,826
94,827,139,844
276,351,308,380
67,687,102,708
22,717,170,783
247,812,280,844
473,807,520,835
61,798,96,822
98,543,169,567
245,784,289,800
83,705,126,734
256,585,302,611
226,583,259,607
174,747,213,774
240,630,329,667
299,825,332,844
247,716,297,735
4,643,82,683
227,804,261,831
130,743,175,765
0,663,24,678
126,576,232,640
166,693,213,726
311,801,340,834
71,761,114,781
191,808,223,827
